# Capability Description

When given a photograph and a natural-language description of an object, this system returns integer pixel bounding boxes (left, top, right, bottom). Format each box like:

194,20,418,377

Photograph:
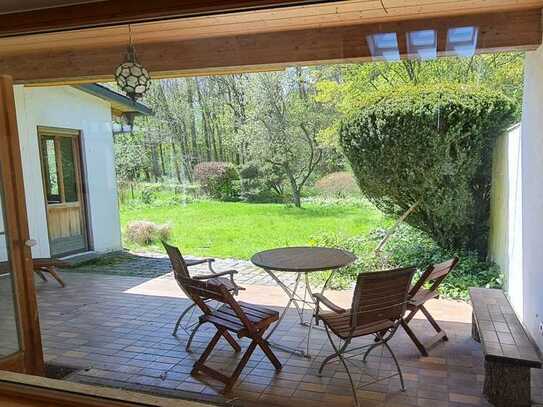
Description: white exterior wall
489,124,523,314
518,47,543,348
13,85,122,258
489,46,543,350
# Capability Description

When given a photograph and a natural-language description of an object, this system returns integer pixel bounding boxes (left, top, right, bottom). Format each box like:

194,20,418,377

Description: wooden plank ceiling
0,0,105,15
0,0,541,84
0,1,337,37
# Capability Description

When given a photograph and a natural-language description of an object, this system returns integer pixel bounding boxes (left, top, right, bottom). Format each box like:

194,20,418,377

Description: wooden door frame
37,126,91,257
0,75,44,375
0,370,208,407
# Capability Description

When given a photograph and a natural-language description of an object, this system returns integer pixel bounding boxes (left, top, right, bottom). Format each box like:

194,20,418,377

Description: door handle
25,239,37,248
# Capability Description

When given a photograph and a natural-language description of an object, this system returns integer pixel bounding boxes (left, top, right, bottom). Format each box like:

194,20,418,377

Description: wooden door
38,129,89,257
0,75,44,374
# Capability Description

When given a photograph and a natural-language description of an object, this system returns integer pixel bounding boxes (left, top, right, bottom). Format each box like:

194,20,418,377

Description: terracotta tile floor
36,267,543,407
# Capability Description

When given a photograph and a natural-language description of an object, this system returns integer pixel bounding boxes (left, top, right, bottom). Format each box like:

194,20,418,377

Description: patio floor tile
33,262,543,406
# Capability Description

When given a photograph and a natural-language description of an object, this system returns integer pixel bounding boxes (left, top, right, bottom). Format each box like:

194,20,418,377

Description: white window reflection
407,29,437,60
447,26,478,57
367,32,400,62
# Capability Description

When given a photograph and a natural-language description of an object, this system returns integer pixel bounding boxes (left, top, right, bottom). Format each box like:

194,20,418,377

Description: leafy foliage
316,54,524,147
340,84,516,255
309,224,502,300
239,162,284,203
246,68,331,207
194,162,239,200
114,132,152,183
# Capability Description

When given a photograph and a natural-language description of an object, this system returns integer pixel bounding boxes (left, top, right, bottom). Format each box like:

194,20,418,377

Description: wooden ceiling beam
1,8,540,85
0,0,340,37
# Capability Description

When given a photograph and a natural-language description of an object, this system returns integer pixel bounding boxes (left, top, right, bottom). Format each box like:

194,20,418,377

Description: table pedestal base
263,269,333,358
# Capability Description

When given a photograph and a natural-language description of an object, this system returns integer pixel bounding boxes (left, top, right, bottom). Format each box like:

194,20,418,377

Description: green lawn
120,200,389,259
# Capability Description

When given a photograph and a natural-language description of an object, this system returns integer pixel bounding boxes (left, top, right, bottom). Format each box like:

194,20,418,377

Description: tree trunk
186,79,198,162
286,171,302,208
292,188,301,208
195,79,212,161
150,144,161,181
210,112,219,160
171,142,182,183
375,200,420,255
158,143,166,176
483,361,531,407
217,125,224,161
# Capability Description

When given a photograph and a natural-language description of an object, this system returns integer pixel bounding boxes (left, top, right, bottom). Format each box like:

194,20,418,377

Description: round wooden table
251,247,356,358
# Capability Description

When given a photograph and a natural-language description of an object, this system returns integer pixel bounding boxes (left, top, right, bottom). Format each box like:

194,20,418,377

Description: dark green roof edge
73,83,153,115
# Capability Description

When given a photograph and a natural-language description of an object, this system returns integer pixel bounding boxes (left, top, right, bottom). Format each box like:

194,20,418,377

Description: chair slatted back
162,241,190,282
351,267,416,329
179,276,256,334
409,257,459,298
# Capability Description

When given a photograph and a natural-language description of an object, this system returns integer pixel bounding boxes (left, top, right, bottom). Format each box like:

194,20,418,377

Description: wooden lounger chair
162,241,243,351
401,257,459,356
314,267,416,407
180,276,282,394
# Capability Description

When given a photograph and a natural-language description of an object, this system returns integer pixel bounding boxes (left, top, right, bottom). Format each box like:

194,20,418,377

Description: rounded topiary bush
340,84,517,255
194,161,239,200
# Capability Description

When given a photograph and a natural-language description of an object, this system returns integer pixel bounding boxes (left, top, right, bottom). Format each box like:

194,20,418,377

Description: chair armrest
186,258,215,267
313,293,346,314
193,270,238,280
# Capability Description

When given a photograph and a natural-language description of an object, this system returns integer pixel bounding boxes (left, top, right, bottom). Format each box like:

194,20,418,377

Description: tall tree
248,68,327,207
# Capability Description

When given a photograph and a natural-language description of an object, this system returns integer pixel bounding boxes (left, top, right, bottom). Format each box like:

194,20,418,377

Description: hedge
194,162,239,200
340,84,517,255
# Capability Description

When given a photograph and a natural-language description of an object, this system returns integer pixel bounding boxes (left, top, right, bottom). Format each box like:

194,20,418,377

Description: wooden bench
470,288,542,407
32,258,69,287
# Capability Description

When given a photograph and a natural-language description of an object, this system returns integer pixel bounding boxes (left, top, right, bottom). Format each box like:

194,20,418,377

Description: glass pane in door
0,164,21,358
42,137,61,204
59,137,78,203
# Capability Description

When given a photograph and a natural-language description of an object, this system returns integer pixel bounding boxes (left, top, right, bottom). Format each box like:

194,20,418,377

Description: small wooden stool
33,258,68,287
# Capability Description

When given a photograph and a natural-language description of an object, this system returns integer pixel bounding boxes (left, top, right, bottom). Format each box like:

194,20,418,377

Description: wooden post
483,360,531,407
0,75,45,375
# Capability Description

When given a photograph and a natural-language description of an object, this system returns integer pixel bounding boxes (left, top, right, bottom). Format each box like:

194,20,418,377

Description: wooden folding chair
33,258,69,287
180,276,282,394
401,256,459,356
162,241,243,350
314,266,416,407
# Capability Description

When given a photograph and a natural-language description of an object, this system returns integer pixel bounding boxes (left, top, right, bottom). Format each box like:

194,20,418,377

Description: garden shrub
141,184,161,204
120,182,197,208
308,224,502,300
125,220,171,246
239,161,284,203
340,84,517,256
315,171,360,198
240,187,284,203
194,162,239,200
239,162,260,180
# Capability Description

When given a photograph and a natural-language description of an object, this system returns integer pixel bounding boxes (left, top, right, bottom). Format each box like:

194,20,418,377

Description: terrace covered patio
1,1,543,406
35,257,543,407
